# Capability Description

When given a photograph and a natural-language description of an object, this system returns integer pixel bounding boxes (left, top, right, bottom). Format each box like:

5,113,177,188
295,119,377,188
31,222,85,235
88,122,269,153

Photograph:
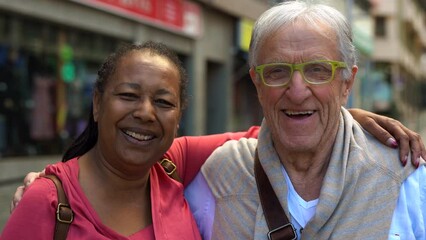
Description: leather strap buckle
160,158,177,176
267,223,297,240
56,203,73,224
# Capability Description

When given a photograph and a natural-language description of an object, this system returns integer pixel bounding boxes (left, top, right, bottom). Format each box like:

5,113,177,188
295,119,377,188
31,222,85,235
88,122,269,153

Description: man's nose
285,71,311,103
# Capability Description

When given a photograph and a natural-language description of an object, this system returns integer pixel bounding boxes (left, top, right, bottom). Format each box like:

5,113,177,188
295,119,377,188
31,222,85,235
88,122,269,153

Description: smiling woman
93,51,182,177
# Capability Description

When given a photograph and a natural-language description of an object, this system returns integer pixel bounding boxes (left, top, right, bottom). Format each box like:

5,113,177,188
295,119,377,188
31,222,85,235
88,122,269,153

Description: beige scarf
258,107,422,239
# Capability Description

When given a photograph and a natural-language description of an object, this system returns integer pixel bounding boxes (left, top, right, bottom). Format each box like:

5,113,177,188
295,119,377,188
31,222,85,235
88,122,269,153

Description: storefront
0,10,126,156
0,0,206,157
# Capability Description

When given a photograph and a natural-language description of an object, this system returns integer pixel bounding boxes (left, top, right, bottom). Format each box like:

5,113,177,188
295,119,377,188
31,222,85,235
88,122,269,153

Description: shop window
375,16,386,37
80,32,95,52
0,13,11,41
46,24,60,47
22,19,42,42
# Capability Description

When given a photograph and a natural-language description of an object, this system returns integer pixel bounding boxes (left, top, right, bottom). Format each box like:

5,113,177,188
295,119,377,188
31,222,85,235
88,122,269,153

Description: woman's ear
93,91,100,123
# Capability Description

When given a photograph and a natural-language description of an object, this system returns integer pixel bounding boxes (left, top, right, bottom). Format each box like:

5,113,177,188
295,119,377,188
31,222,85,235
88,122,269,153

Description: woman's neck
78,149,153,236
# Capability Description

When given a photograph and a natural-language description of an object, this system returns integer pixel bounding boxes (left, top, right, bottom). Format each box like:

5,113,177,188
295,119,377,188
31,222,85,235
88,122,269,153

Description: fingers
358,117,399,148
358,113,405,148
349,109,398,147
23,171,43,187
40,169,46,177
373,118,426,168
405,131,425,168
10,185,25,213
396,132,409,167
10,171,44,214
361,118,409,166
387,124,424,168
350,108,426,167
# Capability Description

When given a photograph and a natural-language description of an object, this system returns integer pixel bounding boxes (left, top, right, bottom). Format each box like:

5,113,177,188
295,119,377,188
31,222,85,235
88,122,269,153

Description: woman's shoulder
1,177,60,238
24,176,59,205
1,177,57,238
45,157,79,178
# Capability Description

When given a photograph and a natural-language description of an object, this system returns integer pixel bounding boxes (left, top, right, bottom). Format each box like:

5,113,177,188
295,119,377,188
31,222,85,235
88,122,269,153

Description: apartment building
370,0,426,131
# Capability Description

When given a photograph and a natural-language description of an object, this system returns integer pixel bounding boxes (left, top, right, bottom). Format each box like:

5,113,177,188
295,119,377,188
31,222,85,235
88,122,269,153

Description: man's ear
249,67,260,86
341,65,358,105
93,91,100,122
249,67,266,106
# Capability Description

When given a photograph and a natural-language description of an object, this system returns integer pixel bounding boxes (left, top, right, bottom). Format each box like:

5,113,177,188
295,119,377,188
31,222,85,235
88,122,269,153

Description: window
375,16,386,37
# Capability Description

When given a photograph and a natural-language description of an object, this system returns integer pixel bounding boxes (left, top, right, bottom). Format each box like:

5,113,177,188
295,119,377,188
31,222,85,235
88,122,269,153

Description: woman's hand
349,108,426,167
10,170,45,213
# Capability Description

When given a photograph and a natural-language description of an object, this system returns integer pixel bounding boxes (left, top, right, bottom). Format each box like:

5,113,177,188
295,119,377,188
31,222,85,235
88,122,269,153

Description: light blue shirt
185,166,426,240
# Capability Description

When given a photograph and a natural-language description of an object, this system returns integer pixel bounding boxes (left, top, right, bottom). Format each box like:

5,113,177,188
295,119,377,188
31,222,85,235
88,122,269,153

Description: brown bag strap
254,150,297,240
44,175,73,240
160,158,182,183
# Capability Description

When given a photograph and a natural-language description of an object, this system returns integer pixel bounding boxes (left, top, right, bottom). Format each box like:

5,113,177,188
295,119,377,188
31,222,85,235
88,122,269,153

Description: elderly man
185,1,426,239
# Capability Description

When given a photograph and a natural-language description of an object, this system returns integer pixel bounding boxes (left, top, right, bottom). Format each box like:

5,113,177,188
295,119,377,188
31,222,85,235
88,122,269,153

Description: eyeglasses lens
303,62,333,83
262,62,334,86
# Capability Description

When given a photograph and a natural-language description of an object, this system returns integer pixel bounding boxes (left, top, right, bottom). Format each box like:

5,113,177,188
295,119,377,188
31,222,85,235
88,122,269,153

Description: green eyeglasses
255,60,347,87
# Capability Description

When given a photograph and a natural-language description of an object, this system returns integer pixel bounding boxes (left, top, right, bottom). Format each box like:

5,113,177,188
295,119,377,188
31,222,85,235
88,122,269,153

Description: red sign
70,0,201,37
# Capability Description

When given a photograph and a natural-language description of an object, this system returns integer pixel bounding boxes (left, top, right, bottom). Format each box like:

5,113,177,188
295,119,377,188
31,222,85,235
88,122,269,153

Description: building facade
369,0,426,132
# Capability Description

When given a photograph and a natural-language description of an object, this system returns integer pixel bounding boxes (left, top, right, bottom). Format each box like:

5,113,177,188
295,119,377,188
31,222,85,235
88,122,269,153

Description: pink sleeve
1,178,57,239
164,126,260,186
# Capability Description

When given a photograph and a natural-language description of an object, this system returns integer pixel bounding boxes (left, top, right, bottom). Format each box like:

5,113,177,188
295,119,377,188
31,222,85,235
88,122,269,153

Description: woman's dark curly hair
62,41,188,161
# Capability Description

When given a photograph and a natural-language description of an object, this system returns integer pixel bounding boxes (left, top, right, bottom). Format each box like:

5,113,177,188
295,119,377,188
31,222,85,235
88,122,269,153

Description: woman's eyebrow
115,82,141,90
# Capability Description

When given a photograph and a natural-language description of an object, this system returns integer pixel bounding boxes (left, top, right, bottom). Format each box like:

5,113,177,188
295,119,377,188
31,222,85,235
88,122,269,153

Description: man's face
249,21,357,154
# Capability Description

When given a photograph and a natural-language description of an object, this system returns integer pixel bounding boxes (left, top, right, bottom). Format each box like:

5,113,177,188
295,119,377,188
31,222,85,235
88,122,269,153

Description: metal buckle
267,223,297,240
160,158,177,176
56,203,73,223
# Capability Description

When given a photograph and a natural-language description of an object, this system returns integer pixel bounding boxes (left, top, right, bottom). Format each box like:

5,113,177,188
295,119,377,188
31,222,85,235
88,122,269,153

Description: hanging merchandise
61,61,76,83
30,76,55,141
59,44,73,62
59,44,75,83
56,36,71,135
56,79,68,136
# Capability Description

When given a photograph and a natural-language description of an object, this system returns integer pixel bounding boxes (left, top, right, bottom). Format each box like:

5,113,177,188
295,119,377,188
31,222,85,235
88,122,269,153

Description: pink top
0,127,259,239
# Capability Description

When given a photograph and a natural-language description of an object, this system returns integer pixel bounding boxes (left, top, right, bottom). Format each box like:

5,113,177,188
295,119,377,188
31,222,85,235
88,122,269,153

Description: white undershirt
282,166,318,236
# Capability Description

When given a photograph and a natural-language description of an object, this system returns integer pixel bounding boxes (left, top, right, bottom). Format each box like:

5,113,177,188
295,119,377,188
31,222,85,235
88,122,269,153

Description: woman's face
93,50,181,176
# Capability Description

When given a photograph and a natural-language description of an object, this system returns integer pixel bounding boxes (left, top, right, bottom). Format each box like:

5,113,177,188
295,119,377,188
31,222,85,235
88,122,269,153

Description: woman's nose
132,100,155,121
